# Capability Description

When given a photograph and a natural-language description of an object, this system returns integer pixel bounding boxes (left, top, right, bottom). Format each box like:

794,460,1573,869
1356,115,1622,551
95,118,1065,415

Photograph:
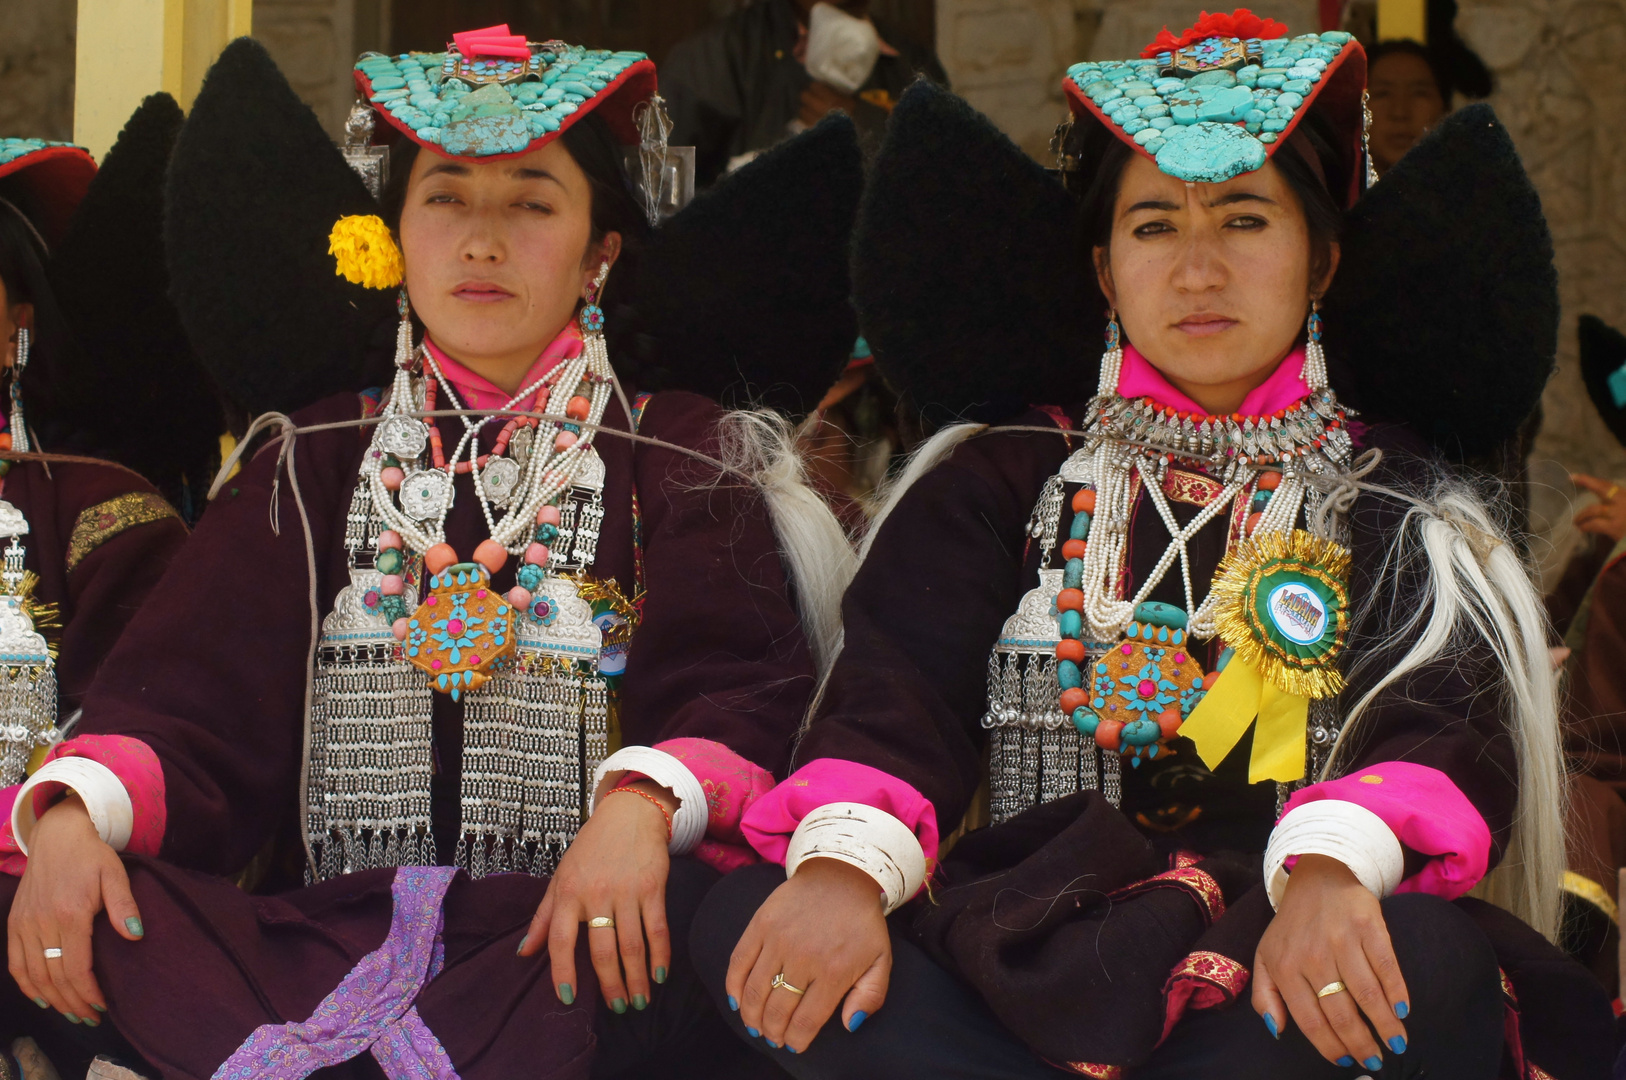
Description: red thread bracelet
606,785,673,842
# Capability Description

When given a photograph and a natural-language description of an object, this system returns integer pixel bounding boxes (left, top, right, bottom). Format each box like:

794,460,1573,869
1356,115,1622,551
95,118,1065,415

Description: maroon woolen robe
8,390,815,1079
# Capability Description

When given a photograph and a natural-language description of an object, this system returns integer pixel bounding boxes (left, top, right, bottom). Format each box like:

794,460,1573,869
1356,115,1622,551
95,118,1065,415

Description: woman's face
1094,153,1337,415
1367,52,1446,174
398,139,620,387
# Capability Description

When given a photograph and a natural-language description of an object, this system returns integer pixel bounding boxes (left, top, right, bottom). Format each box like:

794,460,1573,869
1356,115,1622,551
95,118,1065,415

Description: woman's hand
522,780,676,1012
1252,854,1410,1069
1572,474,1626,542
7,796,144,1024
727,857,891,1053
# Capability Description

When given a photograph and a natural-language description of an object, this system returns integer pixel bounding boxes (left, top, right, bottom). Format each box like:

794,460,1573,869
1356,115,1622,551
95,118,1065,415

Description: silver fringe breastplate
306,459,612,882
0,501,56,787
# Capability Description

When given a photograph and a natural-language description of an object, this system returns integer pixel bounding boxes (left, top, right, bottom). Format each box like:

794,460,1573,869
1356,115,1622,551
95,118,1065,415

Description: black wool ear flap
1580,315,1626,448
852,81,1101,427
623,113,864,415
166,38,398,417
46,92,224,507
1322,104,1557,459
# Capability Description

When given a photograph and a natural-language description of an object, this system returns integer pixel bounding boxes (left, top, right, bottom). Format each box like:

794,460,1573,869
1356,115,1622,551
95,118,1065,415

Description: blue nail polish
788,1046,798,1054
1394,1001,1409,1019
1364,1057,1382,1071
1263,1013,1279,1039
728,994,739,1011
766,1039,781,1049
1336,1057,1355,1068
746,1027,760,1038
848,1010,868,1032
1388,1035,1407,1054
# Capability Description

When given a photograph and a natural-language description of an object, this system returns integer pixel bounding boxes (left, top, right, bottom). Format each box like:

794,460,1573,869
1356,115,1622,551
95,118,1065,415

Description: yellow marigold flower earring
328,214,404,290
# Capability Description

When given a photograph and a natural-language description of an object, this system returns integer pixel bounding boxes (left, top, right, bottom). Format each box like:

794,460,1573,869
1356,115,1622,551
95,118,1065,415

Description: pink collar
423,326,584,414
1115,344,1309,418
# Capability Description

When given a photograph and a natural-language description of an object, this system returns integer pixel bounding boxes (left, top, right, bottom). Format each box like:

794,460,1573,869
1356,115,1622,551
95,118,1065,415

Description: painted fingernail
848,1010,868,1032
1394,1001,1409,1019
1336,1057,1355,1068
766,1039,781,1049
81,1015,99,1028
1262,1012,1279,1039
746,1027,761,1038
557,982,574,1005
31,998,45,1009
655,966,667,984
788,1046,799,1054
64,1013,80,1024
92,1003,107,1013
611,997,627,1014
1388,1036,1407,1054
125,917,143,938
728,994,739,1011
1364,1057,1382,1071
516,935,528,956
632,994,647,1011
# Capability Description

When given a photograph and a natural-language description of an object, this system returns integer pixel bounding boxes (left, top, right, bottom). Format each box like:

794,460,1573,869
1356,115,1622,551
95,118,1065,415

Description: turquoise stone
1188,69,1236,88
1122,718,1160,747
1135,601,1187,629
1097,87,1124,105
1059,610,1082,638
1259,131,1277,143
1059,661,1082,690
1244,109,1267,124
1171,104,1198,125
1197,85,1255,122
1111,104,1140,124
1244,121,1262,133
1139,103,1170,119
1251,490,1271,510
1133,125,1158,144
1237,64,1261,79
1124,118,1150,135
1154,78,1183,94
371,89,408,103
1283,79,1312,93
1120,82,1156,96
1320,30,1351,43
1150,116,1174,131
1277,91,1304,110
1133,95,1162,108
1144,136,1167,153
1064,559,1084,589
1085,79,1115,98
1155,121,1266,183
1072,708,1100,737
1156,626,1170,643
1257,73,1285,89
370,75,406,90
443,112,532,155
1070,512,1091,539
560,80,593,95
551,102,579,116
1262,116,1288,132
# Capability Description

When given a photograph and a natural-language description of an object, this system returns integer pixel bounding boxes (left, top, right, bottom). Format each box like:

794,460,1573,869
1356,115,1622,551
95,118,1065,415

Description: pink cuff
1280,761,1491,900
0,735,166,876
741,758,941,868
649,738,775,874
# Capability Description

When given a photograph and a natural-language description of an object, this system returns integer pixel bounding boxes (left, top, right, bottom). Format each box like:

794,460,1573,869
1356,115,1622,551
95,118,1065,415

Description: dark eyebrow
422,161,471,178
1123,199,1181,215
1206,192,1278,208
512,167,563,185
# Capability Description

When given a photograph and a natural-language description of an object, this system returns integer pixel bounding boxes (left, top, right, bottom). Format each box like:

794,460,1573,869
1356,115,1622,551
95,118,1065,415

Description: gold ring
1316,980,1347,999
770,972,806,996
588,916,615,929
1608,485,1621,501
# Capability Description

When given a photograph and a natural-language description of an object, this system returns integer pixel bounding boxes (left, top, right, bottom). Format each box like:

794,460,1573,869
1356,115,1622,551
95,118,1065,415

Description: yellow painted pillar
1376,0,1426,42
73,0,253,160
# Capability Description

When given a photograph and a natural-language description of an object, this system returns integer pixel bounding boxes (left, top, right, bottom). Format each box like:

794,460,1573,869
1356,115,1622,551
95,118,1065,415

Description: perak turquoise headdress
0,139,96,247
353,24,659,161
1064,8,1368,208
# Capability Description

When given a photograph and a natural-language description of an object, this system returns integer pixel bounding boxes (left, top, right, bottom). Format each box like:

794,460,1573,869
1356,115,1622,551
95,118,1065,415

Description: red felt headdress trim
1141,8,1291,59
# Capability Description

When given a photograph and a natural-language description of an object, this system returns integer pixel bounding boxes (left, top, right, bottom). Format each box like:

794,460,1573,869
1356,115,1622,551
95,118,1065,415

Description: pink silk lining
422,325,583,414
1116,345,1309,418
741,758,941,883
647,738,777,874
1280,761,1492,900
0,734,166,876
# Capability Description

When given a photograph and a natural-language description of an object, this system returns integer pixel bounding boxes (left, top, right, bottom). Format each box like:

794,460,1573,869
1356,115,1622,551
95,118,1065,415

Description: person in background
663,0,947,185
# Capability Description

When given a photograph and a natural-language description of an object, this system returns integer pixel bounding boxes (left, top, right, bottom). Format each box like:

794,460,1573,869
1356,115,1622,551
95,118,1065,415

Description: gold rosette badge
1181,529,1351,784
328,214,404,289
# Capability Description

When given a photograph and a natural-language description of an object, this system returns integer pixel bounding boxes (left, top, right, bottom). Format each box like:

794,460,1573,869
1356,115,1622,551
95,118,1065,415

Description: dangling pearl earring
1096,308,1124,399
8,326,30,453
1303,299,1327,391
579,261,610,337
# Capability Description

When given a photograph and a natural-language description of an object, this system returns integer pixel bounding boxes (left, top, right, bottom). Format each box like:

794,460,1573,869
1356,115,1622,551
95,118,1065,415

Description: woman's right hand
7,796,144,1024
726,857,892,1053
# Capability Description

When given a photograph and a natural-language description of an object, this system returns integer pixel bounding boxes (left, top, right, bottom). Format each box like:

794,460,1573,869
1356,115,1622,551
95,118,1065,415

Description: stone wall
254,0,374,138
1456,0,1626,582
0,0,75,141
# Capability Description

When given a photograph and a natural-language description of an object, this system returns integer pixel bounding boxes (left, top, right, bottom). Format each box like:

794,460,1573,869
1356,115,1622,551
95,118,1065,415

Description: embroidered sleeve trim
1108,866,1227,923
65,492,181,572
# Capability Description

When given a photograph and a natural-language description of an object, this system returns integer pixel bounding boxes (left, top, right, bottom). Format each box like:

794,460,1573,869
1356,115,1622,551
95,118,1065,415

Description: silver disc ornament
480,456,522,508
377,416,430,459
399,468,452,521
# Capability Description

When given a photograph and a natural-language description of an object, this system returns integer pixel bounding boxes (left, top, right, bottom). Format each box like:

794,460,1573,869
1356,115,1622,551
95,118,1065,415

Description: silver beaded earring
8,327,29,453
1303,299,1328,391
1096,308,1124,398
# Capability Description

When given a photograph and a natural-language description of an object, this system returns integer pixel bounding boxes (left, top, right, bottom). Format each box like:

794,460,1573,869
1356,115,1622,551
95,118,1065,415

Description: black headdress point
1579,315,1626,447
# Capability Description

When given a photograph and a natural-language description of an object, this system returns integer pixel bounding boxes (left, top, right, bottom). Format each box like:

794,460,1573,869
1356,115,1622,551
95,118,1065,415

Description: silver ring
42,948,61,960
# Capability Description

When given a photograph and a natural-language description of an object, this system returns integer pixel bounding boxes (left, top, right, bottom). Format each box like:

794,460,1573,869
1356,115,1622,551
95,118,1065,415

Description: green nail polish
64,1013,80,1024
92,1003,107,1013
632,994,647,1011
125,917,144,938
516,935,528,956
654,966,667,984
31,998,45,1009
81,1015,99,1028
611,997,627,1014
557,983,574,1005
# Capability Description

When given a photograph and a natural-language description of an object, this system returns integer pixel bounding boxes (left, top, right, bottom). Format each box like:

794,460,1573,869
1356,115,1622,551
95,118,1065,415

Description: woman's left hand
1252,854,1410,1069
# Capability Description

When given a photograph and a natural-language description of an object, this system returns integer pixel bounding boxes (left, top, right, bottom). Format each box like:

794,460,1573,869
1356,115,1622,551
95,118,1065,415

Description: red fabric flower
1140,8,1290,59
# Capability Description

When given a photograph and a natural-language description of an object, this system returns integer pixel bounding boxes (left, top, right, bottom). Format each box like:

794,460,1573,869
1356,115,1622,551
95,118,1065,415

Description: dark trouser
690,864,1509,1080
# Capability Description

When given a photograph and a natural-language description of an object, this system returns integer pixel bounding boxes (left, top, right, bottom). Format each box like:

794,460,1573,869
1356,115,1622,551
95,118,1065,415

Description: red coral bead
1056,639,1086,663
1060,687,1089,713
1256,471,1282,491
1072,489,1096,514
473,539,508,573
1095,719,1124,752
1062,539,1088,561
1057,588,1085,612
1157,709,1183,739
1246,512,1263,535
424,543,457,575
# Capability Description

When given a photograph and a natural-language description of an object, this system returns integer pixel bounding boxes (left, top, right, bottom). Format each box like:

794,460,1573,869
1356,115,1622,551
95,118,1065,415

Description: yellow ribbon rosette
1181,529,1350,784
328,214,404,290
